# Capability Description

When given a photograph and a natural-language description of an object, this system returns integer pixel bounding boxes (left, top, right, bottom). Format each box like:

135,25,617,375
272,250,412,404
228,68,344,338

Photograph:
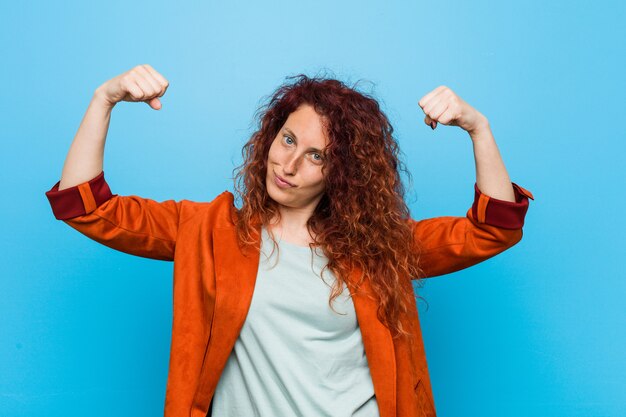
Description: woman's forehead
283,104,329,148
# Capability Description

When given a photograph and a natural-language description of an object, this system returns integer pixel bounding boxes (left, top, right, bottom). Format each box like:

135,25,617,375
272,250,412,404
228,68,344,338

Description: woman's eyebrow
284,127,324,153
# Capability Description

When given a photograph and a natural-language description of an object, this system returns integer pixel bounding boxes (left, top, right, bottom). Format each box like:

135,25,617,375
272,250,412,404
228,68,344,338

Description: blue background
2,0,624,416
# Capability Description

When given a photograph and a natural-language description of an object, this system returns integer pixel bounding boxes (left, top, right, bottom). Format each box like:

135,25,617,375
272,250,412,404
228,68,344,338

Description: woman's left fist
418,86,488,134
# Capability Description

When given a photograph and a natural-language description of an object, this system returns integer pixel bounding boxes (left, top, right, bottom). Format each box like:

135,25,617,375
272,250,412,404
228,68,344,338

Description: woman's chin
266,184,288,204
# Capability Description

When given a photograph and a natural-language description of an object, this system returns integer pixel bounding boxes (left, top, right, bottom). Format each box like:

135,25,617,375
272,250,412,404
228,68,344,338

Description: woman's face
266,103,329,214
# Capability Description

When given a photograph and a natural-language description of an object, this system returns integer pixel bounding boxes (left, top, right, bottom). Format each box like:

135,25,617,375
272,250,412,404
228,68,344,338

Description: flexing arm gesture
48,64,184,261
96,64,169,110
58,64,169,190
418,85,516,203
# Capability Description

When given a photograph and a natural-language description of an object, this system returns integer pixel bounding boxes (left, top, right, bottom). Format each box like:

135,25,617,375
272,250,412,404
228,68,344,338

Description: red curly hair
232,73,425,339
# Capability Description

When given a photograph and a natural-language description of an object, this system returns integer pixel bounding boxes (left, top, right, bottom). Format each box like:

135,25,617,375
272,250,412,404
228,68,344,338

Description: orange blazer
45,171,534,417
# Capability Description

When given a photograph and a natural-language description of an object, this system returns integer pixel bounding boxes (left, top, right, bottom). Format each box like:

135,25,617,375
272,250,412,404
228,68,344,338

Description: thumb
424,115,437,130
146,97,162,110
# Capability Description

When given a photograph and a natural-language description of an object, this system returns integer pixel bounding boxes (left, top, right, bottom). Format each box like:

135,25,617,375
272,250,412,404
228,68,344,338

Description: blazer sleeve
45,170,186,261
411,182,535,278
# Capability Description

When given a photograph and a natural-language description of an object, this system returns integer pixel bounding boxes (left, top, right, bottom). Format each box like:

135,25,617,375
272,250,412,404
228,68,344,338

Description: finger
146,97,162,110
418,86,442,108
418,85,446,109
125,79,146,100
421,88,447,115
437,107,457,125
127,75,152,100
424,115,437,130
141,64,168,85
143,64,170,97
430,101,449,121
136,66,161,97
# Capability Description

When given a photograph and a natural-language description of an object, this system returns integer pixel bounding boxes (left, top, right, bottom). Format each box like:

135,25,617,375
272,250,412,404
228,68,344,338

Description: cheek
267,148,282,167
268,137,282,156
307,169,326,189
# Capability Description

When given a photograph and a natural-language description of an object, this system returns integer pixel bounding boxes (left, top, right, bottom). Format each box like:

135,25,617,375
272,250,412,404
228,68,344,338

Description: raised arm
419,85,519,202
58,64,168,191
413,85,535,278
45,65,189,261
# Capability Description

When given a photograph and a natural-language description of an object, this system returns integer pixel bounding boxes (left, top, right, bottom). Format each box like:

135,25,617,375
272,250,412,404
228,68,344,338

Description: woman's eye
311,153,323,162
283,135,294,145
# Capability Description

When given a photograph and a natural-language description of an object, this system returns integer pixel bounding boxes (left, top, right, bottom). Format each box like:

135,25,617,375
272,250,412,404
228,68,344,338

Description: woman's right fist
94,64,169,110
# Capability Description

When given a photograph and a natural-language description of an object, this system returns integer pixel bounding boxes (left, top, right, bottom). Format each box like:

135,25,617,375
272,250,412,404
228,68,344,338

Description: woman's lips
274,172,295,188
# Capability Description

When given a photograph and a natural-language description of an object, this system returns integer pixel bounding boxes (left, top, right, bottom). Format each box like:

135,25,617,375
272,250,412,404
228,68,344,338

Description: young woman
45,64,534,417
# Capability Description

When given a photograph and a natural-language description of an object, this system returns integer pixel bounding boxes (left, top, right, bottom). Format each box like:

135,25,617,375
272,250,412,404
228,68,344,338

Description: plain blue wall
2,0,624,416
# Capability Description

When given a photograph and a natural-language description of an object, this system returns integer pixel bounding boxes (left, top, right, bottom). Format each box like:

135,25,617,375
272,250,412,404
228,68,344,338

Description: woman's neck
267,211,317,246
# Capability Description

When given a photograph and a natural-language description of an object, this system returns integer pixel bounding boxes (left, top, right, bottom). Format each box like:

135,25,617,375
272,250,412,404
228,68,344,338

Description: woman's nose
283,154,300,174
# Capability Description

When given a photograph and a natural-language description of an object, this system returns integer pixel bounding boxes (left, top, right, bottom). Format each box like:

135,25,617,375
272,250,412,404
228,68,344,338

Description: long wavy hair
232,73,425,339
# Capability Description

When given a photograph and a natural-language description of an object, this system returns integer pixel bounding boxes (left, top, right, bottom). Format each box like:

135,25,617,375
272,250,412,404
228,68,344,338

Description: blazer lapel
192,224,262,413
348,266,397,417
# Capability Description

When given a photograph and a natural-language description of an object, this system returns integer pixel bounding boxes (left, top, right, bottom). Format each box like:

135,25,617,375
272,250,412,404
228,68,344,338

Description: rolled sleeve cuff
471,182,534,229
45,171,116,220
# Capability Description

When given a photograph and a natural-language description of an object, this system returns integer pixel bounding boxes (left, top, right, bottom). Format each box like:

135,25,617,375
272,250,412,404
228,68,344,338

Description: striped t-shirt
210,225,379,417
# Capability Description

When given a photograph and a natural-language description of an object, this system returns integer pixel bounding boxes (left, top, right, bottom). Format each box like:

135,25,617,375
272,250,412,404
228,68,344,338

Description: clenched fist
94,64,169,110
418,85,488,135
